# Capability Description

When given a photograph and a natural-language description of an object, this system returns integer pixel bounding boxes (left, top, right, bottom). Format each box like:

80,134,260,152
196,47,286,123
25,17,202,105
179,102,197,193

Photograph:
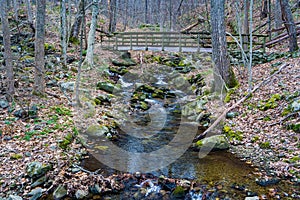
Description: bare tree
34,0,46,94
26,0,33,24
243,0,249,51
0,0,15,100
85,0,100,66
280,0,299,52
108,0,117,32
61,0,67,66
70,0,84,42
211,0,236,89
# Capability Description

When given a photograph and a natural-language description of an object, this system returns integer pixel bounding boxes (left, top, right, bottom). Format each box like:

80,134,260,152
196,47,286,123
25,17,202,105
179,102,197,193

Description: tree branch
195,63,289,140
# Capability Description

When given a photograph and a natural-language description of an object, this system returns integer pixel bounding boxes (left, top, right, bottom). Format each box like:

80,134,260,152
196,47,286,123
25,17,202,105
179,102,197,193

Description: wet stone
0,99,9,109
27,187,43,200
8,195,23,200
53,184,67,199
75,190,89,199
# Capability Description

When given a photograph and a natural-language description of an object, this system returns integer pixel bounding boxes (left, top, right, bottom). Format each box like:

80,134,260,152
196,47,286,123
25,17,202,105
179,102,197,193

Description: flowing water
81,66,298,199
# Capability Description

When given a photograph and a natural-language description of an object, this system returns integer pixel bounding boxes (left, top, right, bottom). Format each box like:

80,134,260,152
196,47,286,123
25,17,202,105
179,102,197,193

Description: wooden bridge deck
100,31,267,53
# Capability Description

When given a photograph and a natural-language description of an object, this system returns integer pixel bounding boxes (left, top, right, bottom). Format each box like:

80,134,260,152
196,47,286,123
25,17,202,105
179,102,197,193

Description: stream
79,63,297,199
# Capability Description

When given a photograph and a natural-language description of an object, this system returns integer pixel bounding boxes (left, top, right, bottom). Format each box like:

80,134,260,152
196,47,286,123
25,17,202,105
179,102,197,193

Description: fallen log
261,29,300,48
195,63,289,141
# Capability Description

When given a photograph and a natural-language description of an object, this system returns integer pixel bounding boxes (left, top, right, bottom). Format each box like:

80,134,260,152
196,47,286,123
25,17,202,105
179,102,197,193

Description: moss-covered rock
196,135,229,151
97,82,119,93
85,125,109,137
171,186,186,198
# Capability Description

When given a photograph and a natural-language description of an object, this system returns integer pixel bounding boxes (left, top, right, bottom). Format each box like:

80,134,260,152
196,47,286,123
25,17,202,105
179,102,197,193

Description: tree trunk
0,0,14,100
274,0,282,36
145,0,148,24
69,0,84,42
34,0,46,94
261,0,268,19
85,0,100,66
108,0,117,32
60,0,67,66
211,0,235,89
26,0,33,24
280,0,299,52
13,0,19,21
243,0,249,51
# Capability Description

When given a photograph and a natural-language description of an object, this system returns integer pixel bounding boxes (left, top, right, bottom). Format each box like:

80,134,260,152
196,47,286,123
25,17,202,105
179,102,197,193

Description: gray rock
27,187,43,200
85,125,109,137
31,175,47,187
245,197,259,200
59,81,75,92
53,185,67,199
75,190,88,199
90,184,101,194
96,82,119,93
8,195,22,200
292,100,300,112
0,99,9,108
26,162,52,178
197,135,229,151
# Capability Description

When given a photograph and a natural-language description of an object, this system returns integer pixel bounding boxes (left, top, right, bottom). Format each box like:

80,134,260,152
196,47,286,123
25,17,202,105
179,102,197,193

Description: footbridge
100,31,267,53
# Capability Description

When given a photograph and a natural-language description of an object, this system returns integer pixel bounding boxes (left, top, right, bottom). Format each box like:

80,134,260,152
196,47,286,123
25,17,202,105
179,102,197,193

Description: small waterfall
135,179,161,197
188,190,203,200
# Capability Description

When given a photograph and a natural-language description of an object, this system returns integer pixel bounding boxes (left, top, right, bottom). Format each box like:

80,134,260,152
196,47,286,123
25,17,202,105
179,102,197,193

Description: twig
195,63,289,140
45,91,60,98
72,164,104,178
269,112,299,126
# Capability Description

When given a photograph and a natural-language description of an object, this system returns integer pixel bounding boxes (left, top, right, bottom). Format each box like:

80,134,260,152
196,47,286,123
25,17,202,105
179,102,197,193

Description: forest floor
0,42,299,199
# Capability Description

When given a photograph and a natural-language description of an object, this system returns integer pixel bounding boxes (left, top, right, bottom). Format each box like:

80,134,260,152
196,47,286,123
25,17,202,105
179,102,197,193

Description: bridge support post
130,35,132,50
146,35,148,51
115,35,118,50
197,33,200,53
179,33,182,52
161,33,165,51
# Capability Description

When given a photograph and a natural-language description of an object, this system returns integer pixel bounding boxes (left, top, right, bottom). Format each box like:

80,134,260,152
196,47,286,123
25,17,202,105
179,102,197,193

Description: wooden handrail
101,31,267,52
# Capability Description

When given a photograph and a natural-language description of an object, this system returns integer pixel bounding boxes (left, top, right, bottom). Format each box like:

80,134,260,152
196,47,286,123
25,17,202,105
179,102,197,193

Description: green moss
227,68,239,88
288,156,300,163
171,186,185,198
51,106,72,116
10,154,23,159
69,36,80,45
224,84,239,103
196,140,203,147
94,145,109,151
251,135,259,143
258,93,282,111
259,141,271,149
59,133,73,149
140,101,149,110
223,125,243,141
263,116,271,121
94,98,101,105
287,123,300,133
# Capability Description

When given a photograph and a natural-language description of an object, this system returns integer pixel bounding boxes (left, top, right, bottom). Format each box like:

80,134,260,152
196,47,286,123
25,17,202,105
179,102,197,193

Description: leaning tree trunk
34,0,46,94
0,0,15,100
211,0,235,90
280,0,299,52
85,0,100,66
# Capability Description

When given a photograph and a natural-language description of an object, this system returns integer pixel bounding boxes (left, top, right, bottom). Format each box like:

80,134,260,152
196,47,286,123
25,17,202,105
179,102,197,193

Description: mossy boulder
196,135,229,151
171,186,186,198
97,82,119,93
26,162,52,179
85,125,109,137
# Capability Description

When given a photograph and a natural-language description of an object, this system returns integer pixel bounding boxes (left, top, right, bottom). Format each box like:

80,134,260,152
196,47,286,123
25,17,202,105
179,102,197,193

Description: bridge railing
100,31,268,53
